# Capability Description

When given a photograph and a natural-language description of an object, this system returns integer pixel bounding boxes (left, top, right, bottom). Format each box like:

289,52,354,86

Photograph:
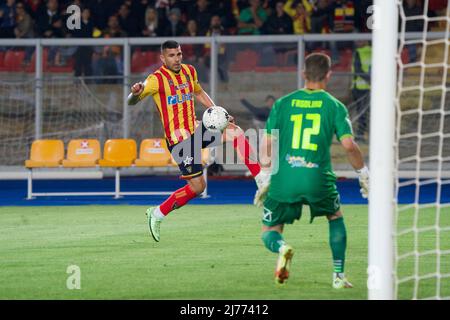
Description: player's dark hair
161,40,180,52
304,53,331,82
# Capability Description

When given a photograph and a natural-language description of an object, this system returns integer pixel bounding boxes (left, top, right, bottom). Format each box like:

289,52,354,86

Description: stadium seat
25,140,64,168
62,139,101,167
142,51,160,65
98,139,137,167
134,138,174,167
131,49,145,73
0,51,5,71
4,50,25,71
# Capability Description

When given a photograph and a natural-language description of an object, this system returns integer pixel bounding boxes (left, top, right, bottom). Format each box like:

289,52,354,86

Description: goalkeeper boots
332,273,353,289
254,169,271,208
146,207,162,242
275,244,294,285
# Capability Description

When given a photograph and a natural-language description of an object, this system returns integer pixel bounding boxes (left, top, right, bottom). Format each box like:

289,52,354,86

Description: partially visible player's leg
223,122,270,204
146,176,202,242
309,190,353,288
223,122,262,177
261,197,301,284
327,211,353,289
261,224,294,285
146,133,205,242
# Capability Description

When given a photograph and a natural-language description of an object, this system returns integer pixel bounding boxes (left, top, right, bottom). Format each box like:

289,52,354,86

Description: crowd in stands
0,0,447,77
3,0,447,40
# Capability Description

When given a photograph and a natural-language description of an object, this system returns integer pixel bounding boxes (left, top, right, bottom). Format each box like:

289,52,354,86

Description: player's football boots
275,244,294,285
146,207,161,242
332,274,353,289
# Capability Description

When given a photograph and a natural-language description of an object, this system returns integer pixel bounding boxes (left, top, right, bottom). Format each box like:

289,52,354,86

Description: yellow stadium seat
62,139,101,167
98,139,137,167
25,140,64,168
134,138,175,167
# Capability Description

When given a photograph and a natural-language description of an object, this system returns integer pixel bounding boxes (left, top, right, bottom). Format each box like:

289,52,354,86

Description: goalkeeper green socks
329,217,347,273
262,230,285,253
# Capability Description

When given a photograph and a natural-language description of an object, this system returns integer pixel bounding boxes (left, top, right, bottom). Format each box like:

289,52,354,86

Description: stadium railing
24,138,210,199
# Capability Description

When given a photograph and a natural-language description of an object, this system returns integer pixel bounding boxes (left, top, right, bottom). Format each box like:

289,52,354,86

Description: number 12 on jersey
290,113,321,151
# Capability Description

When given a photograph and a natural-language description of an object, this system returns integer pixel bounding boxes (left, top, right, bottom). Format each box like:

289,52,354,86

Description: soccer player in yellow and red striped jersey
128,40,270,242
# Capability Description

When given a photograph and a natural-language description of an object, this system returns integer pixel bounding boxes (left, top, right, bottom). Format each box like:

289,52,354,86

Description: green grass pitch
0,204,447,299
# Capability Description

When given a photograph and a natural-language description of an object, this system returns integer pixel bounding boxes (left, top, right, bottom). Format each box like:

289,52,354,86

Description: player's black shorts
167,123,222,179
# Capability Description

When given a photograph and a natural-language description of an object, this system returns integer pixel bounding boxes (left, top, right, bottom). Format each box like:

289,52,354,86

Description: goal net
394,0,450,299
0,77,165,166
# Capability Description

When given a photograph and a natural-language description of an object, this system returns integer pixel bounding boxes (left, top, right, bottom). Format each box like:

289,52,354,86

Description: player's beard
168,63,181,73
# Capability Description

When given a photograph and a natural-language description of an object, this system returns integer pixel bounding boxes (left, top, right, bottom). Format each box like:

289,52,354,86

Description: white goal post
370,0,450,300
368,0,398,300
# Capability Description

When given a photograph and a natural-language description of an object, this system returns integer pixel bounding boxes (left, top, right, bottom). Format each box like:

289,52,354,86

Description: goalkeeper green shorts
262,192,341,226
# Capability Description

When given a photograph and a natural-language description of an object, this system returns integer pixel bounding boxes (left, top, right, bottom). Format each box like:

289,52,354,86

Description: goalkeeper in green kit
256,53,370,288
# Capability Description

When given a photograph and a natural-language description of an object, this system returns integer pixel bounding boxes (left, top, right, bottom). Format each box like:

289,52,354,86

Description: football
202,106,230,133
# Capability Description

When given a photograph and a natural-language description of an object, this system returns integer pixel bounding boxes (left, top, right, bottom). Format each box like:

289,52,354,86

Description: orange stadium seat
134,138,173,167
135,138,174,167
62,139,101,167
25,140,64,168
98,139,137,167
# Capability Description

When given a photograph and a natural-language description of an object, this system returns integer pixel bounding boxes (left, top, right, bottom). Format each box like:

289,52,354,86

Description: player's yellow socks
262,230,285,253
329,217,347,273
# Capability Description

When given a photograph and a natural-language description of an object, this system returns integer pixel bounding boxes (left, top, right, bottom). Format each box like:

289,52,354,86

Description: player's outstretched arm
341,137,369,198
194,89,215,108
127,82,145,105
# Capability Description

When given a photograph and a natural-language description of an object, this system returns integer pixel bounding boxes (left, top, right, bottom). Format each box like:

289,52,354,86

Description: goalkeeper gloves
356,166,370,199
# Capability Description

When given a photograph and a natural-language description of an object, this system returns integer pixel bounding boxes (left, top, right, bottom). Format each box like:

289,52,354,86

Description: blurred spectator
240,94,276,129
354,0,371,32
238,0,267,35
282,0,309,35
163,7,184,37
188,0,212,36
185,19,199,36
72,7,94,77
117,3,139,37
102,14,127,38
88,0,121,31
14,1,34,39
264,1,293,35
0,0,17,38
404,0,424,63
351,40,371,141
331,0,355,33
177,0,195,15
36,0,65,66
127,0,150,32
310,0,333,34
204,14,229,82
24,0,43,21
183,19,204,62
36,0,64,38
330,1,355,62
93,15,126,83
210,0,236,30
14,1,34,65
142,7,164,37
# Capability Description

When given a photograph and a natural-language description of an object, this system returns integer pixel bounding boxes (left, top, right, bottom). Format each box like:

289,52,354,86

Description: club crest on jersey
183,156,193,166
263,207,273,222
167,93,193,105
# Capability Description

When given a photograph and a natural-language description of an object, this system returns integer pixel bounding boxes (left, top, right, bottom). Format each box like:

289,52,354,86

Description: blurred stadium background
0,0,449,300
